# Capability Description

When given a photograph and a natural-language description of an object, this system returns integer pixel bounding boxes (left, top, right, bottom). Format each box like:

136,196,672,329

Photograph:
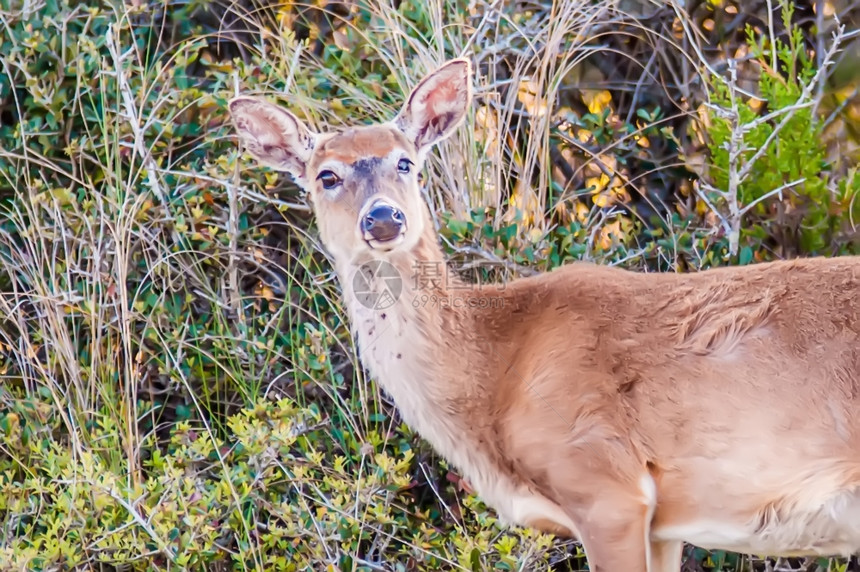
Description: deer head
228,59,472,265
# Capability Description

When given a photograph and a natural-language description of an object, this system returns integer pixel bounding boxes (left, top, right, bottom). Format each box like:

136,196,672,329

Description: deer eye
397,158,413,174
316,170,341,190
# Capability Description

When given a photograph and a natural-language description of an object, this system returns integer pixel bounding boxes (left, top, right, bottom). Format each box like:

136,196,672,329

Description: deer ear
394,58,472,154
228,97,317,180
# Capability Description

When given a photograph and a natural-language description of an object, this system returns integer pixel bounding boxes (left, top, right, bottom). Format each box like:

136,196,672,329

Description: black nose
361,203,404,242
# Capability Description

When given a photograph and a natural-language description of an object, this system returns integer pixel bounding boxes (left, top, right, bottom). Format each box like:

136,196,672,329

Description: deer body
230,59,860,571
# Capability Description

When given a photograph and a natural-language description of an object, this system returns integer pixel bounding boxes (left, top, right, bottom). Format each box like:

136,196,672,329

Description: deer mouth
363,230,407,251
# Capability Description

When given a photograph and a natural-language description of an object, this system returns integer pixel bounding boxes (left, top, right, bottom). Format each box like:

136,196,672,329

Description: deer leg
570,494,653,572
650,540,683,572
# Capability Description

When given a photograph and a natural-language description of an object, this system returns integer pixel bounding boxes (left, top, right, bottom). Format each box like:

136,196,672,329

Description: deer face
228,59,472,264
303,125,424,261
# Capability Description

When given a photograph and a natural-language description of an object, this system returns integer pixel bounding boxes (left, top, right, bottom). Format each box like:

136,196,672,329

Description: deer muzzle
361,202,405,244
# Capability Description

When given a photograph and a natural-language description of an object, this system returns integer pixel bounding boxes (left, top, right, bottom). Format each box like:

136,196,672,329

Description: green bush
0,396,561,570
704,3,859,261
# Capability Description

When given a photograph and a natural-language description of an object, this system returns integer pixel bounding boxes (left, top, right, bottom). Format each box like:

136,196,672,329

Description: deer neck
332,219,550,532
334,220,476,439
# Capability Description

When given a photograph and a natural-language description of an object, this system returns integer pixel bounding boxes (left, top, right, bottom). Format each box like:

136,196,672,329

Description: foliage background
0,0,858,570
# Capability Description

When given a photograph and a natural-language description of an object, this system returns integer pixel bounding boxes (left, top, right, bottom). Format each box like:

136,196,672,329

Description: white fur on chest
349,299,435,430
348,297,490,492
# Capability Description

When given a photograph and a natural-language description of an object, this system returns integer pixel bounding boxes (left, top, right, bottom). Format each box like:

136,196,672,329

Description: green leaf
175,404,191,420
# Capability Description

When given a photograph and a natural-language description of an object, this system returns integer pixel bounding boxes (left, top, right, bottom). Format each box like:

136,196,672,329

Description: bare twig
738,178,805,217
105,24,166,204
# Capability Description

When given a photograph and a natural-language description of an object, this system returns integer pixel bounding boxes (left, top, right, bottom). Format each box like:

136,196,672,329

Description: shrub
702,3,859,262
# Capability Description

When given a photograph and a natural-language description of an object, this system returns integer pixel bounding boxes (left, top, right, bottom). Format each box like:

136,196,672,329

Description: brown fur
313,127,408,165
229,59,860,571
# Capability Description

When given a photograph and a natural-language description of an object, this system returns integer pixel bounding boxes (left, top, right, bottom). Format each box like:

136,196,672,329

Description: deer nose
361,203,405,242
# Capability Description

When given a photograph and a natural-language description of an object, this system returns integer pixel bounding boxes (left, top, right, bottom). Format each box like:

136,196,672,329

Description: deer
228,58,860,571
